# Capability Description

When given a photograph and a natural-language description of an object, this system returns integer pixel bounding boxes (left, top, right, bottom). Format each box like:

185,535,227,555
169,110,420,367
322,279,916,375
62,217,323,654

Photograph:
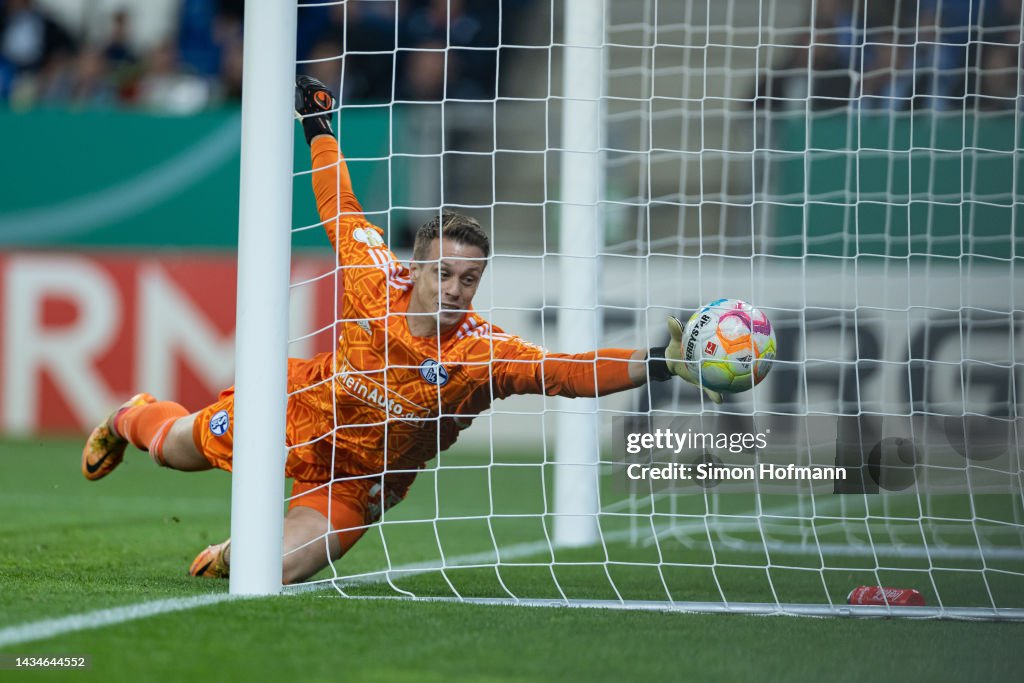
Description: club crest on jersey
352,227,384,247
209,410,230,436
419,358,449,386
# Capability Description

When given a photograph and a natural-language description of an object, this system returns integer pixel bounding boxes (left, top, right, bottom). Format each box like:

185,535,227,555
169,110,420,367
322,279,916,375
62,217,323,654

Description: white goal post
229,1,296,595
228,0,1024,619
553,0,606,548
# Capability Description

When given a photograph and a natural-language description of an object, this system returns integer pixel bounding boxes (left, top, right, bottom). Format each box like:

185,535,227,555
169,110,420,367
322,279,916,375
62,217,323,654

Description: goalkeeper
81,76,717,584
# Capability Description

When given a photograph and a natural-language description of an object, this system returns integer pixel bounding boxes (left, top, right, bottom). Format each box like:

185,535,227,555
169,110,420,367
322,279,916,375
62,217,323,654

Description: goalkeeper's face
409,238,487,333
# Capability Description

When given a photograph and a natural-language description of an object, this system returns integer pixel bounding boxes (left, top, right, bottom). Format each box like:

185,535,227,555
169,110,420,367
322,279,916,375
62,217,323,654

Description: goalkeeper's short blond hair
413,212,490,262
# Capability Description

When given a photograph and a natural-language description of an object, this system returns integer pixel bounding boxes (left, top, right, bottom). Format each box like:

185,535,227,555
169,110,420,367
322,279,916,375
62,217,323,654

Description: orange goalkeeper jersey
291,136,636,479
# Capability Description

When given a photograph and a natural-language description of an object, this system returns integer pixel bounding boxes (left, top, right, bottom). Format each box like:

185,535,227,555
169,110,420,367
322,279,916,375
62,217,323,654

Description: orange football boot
190,540,231,579
81,393,157,481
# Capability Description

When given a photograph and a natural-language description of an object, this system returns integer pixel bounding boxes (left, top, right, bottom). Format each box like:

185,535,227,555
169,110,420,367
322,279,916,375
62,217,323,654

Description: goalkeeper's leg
109,392,238,474
190,477,411,583
278,478,412,583
82,394,208,480
281,506,351,584
189,507,358,582
190,497,367,583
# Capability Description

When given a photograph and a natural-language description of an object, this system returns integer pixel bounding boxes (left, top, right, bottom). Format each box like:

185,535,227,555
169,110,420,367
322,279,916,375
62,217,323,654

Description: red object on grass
847,586,926,607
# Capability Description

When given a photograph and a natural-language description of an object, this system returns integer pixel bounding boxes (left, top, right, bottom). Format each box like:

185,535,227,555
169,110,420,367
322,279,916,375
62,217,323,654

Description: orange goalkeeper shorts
289,473,415,530
192,357,339,482
191,357,417,534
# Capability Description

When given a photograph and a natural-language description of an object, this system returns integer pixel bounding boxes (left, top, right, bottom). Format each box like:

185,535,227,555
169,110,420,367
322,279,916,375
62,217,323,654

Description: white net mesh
282,0,1024,617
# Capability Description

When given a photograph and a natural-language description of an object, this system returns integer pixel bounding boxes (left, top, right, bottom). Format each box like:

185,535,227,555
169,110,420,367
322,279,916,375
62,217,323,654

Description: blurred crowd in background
0,0,533,112
756,0,1022,112
2,0,1020,114
1,0,238,111
298,0,535,103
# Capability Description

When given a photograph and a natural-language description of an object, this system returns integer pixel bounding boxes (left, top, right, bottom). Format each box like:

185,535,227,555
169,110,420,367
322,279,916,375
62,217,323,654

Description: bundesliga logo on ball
682,298,776,394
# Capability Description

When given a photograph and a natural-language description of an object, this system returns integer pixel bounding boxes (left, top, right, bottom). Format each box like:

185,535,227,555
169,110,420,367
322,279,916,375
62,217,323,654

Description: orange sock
147,417,179,467
114,401,189,456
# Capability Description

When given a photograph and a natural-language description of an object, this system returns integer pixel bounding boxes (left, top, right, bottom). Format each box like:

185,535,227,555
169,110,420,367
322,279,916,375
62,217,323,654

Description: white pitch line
285,501,829,594
0,533,612,646
6,500,1014,644
0,523,663,645
282,532,633,594
0,594,238,649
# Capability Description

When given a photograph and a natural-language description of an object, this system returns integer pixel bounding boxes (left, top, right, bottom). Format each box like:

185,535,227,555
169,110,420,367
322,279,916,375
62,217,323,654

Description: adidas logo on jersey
355,319,371,334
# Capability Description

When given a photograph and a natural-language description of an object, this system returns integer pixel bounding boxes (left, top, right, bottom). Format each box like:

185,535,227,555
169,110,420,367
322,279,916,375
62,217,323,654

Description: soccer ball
680,298,776,393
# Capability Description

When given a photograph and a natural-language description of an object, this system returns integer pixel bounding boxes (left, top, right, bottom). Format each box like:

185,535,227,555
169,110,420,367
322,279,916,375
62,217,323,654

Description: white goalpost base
299,594,1024,622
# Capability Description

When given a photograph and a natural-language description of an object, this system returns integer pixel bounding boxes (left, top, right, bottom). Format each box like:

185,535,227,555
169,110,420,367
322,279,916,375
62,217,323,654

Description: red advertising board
0,252,337,434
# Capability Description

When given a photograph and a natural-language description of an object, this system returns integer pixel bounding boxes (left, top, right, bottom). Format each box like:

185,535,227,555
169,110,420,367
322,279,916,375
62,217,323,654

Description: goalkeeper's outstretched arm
295,76,383,259
478,318,723,405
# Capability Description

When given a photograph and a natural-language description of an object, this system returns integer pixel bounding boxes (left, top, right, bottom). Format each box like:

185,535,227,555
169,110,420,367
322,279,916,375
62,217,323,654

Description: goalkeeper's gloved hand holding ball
295,75,336,146
648,316,724,404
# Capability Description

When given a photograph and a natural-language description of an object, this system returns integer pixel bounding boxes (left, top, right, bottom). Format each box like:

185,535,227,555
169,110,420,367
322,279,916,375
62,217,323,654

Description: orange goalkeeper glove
295,75,336,145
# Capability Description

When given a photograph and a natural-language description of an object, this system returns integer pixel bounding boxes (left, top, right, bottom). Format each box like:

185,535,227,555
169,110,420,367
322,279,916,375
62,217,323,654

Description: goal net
277,0,1024,618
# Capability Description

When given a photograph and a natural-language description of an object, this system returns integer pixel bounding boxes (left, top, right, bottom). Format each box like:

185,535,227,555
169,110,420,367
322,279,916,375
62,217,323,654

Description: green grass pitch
2,436,1023,682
